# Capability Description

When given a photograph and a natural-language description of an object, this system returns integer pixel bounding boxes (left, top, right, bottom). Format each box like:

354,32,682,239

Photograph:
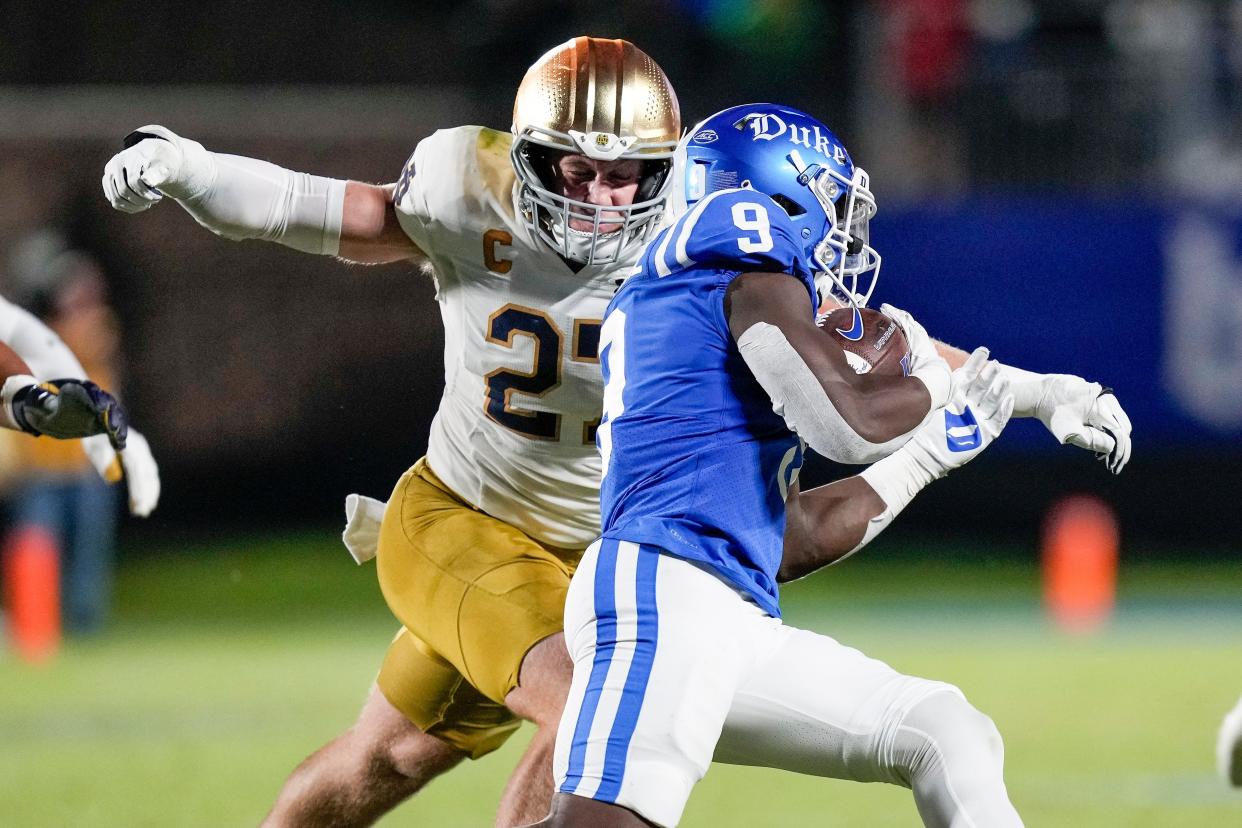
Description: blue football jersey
597,188,817,617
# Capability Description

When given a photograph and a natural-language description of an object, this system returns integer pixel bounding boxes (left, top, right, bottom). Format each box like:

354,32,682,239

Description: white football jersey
394,126,634,548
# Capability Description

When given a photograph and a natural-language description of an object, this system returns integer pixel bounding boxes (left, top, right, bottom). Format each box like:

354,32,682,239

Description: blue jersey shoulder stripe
654,188,742,277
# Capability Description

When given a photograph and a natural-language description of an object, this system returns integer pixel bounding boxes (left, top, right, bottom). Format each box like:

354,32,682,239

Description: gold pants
376,458,581,758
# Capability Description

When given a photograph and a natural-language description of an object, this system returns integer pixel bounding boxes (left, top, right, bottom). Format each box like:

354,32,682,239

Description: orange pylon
1042,495,1119,634
3,526,61,662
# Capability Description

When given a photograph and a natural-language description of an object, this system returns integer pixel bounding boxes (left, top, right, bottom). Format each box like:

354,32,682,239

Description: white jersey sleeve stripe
674,188,732,270
653,226,676,278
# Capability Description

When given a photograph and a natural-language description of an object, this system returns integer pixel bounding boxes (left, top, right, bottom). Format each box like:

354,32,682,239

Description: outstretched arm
931,339,1132,474
779,349,1013,582
0,302,126,447
102,126,422,265
815,292,1132,473
0,297,160,516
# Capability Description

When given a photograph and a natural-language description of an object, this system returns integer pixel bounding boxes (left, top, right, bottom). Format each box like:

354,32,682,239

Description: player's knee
387,728,466,781
953,704,1005,775
898,689,1005,781
338,714,462,785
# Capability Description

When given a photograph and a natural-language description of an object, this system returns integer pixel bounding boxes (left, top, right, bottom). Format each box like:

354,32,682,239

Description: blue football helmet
674,103,881,307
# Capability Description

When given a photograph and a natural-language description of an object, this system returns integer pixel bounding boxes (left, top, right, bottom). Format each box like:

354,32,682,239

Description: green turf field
2,533,1240,826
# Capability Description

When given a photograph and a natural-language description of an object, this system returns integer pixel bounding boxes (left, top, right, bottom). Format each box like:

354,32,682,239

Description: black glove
11,379,128,450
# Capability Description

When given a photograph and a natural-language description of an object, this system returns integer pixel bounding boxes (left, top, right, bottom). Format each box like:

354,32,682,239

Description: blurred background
1,1,1240,826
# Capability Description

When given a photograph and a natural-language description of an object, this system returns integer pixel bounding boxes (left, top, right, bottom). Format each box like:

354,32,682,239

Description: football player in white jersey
104,37,680,826
0,294,160,516
102,36,1132,827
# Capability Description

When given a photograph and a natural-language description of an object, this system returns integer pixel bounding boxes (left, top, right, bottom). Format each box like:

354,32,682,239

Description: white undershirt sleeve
178,154,347,256
736,321,927,464
0,296,89,431
0,297,88,378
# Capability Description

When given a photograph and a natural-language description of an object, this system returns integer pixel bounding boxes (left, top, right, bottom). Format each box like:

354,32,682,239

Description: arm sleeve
736,321,925,464
0,297,89,378
181,154,347,255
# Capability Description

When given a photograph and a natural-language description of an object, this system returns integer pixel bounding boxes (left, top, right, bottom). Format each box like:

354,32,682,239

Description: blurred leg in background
1219,695,1242,787
63,472,118,634
6,472,116,636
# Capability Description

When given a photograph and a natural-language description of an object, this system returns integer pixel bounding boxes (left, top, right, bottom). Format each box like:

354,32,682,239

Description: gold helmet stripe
510,36,680,265
513,36,679,156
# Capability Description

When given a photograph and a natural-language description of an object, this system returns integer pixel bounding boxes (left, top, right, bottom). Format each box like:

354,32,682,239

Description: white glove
1217,694,1242,786
998,365,1133,474
902,347,1014,479
81,428,161,517
101,125,218,213
850,347,1013,560
880,302,952,410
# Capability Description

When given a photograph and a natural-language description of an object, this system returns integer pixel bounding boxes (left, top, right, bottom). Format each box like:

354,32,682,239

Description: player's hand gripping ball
817,306,911,376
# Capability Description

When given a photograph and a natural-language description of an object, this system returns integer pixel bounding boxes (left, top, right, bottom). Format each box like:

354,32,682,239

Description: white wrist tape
737,322,920,464
850,443,940,555
179,154,347,256
0,373,39,431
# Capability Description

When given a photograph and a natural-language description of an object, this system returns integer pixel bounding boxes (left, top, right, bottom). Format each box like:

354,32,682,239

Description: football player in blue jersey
526,104,1025,828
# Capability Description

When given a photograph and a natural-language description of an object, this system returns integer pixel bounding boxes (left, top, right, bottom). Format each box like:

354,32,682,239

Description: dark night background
2,0,1240,559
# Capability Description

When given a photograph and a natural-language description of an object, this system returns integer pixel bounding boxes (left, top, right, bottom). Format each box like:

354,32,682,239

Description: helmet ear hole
769,194,806,218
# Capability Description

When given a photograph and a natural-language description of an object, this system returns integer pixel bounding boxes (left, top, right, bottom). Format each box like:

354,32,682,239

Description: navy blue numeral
393,152,416,205
484,307,563,440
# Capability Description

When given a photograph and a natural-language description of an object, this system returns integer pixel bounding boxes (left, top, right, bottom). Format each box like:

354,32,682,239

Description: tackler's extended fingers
962,346,989,380
997,392,1015,425
1067,424,1117,457
105,160,147,212
124,164,163,203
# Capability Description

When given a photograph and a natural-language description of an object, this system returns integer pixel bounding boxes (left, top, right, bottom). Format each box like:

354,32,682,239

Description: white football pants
553,539,1024,828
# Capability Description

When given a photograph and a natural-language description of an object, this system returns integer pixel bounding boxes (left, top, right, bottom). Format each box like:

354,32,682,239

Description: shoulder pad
647,188,808,279
393,126,516,247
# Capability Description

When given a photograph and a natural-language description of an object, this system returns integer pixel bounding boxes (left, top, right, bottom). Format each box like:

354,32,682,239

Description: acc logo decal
944,407,982,452
693,130,719,143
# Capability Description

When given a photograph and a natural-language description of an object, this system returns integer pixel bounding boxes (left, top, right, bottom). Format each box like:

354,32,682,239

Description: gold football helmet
511,37,681,266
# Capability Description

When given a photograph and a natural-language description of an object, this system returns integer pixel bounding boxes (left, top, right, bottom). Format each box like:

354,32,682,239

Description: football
817,305,911,376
